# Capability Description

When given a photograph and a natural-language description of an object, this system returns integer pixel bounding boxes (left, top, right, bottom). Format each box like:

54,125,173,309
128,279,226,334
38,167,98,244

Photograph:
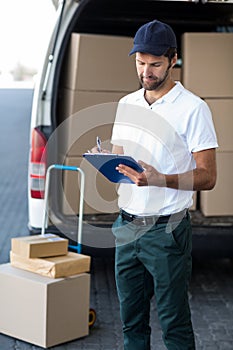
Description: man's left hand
116,161,166,187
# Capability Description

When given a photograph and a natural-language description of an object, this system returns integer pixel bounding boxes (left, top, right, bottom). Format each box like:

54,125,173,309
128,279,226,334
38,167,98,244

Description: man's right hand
90,145,111,153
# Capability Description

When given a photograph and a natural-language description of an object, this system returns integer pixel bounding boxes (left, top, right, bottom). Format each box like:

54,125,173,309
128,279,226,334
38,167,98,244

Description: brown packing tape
10,251,91,278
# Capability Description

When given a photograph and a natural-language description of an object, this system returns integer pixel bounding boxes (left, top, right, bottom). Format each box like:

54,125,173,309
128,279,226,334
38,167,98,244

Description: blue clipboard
83,153,144,183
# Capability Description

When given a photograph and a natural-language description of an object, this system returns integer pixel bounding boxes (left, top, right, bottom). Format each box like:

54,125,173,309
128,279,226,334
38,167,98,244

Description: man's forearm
165,168,216,191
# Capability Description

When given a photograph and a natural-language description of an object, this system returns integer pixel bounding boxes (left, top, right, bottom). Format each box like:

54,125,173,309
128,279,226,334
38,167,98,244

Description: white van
28,0,233,257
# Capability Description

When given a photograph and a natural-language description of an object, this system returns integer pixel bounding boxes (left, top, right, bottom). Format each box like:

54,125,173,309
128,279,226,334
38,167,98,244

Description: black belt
120,209,188,226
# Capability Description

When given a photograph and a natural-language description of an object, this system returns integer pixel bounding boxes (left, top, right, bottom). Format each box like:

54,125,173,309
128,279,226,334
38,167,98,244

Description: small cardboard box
10,251,91,278
0,264,90,348
11,234,68,258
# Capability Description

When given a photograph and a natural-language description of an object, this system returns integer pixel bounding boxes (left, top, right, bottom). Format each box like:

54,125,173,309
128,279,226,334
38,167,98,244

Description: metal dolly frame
41,164,96,328
41,164,85,253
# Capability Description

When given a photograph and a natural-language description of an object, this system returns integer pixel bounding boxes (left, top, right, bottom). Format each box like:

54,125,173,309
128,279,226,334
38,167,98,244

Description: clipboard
83,153,144,183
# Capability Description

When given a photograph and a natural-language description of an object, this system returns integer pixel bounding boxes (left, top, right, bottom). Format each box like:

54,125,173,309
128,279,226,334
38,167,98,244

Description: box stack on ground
0,234,91,348
10,234,90,278
182,32,233,216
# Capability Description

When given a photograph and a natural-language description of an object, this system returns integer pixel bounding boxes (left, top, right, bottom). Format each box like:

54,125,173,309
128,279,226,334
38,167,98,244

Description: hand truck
41,164,96,328
41,164,84,253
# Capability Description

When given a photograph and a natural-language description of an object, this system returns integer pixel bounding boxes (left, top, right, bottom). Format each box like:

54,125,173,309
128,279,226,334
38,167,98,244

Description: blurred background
0,0,56,87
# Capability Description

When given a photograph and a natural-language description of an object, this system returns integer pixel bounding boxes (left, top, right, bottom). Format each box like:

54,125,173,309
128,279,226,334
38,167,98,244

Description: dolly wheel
89,308,96,328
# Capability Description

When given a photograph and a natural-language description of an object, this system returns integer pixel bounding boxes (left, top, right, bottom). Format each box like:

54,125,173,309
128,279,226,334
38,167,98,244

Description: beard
139,65,171,91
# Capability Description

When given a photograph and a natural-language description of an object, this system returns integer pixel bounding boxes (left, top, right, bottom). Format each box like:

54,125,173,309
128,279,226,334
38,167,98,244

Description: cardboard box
61,156,119,215
61,33,139,91
57,93,121,156
200,152,233,216
171,67,182,82
182,33,233,98
58,89,129,123
10,251,91,278
0,264,90,348
205,99,233,152
11,234,68,258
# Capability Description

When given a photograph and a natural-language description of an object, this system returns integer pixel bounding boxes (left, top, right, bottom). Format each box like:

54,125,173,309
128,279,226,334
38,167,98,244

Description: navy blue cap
129,20,177,56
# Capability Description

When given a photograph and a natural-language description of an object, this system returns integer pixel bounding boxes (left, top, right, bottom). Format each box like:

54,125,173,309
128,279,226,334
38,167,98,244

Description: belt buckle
131,215,146,226
138,216,154,226
142,217,147,226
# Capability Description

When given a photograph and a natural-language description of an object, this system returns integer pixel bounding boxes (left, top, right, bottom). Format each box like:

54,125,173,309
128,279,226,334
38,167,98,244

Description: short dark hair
164,47,177,63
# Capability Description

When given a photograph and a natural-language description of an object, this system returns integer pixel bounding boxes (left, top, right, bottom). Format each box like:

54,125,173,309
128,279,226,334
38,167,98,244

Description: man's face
135,52,172,91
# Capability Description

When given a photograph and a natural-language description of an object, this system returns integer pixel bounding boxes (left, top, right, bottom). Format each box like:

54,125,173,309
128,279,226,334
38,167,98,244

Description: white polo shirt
111,82,218,216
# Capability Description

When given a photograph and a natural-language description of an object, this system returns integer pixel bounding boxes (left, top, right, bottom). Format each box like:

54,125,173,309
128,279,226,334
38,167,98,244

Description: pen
96,136,102,152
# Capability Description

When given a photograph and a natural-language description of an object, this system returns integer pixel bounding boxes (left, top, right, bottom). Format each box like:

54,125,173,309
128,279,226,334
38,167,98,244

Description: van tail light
30,127,47,199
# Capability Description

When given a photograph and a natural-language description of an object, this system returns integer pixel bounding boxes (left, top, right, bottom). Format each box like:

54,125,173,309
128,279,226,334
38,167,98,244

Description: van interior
45,0,233,257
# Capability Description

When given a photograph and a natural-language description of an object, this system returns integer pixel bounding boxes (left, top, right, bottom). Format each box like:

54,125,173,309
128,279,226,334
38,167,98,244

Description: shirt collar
162,81,183,103
135,81,183,105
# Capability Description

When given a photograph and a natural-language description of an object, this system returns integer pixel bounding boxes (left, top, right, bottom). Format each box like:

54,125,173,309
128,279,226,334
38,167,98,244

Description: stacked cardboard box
58,33,139,215
182,33,233,98
11,233,68,258
182,33,233,216
0,264,90,348
60,33,138,93
0,235,91,347
200,100,233,216
171,67,182,82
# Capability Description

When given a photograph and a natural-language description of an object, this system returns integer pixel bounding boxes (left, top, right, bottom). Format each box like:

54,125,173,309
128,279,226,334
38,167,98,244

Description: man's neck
144,80,176,105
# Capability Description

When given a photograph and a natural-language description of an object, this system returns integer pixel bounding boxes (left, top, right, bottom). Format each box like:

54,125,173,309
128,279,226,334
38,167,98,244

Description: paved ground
0,88,233,350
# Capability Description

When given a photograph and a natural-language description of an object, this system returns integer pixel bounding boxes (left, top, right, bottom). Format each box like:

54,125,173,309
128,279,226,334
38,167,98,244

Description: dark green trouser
112,212,196,350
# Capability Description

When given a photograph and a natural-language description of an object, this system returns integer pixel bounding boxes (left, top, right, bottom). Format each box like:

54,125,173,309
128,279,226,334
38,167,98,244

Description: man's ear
171,53,178,68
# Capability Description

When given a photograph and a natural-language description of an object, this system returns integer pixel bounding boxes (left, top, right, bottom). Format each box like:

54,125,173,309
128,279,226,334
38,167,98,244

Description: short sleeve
185,100,218,153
